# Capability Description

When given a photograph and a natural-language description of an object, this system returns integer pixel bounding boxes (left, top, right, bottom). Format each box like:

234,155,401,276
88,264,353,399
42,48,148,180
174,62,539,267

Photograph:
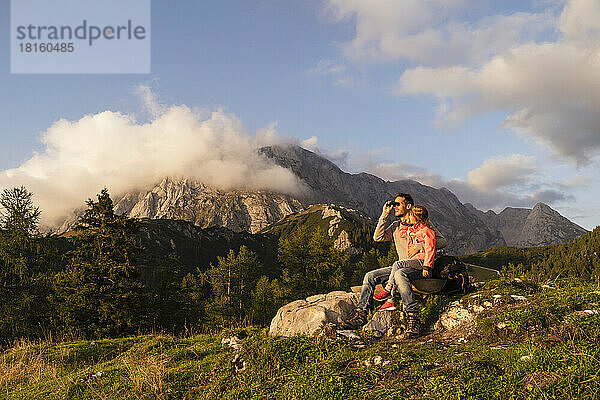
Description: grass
2,278,600,399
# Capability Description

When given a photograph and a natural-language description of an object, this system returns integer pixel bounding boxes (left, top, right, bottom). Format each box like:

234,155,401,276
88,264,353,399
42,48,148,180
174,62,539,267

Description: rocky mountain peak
58,145,587,254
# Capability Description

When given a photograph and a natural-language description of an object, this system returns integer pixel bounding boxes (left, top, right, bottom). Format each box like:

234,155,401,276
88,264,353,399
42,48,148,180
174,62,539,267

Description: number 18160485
19,42,74,52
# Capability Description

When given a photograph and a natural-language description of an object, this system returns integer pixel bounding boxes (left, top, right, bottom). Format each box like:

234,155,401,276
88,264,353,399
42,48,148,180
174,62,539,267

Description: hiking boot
373,288,391,301
343,308,368,329
377,300,396,311
403,312,421,338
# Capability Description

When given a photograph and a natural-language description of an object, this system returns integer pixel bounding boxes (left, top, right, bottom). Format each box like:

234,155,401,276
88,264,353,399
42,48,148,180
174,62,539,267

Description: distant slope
259,204,377,255
132,218,280,277
460,226,600,280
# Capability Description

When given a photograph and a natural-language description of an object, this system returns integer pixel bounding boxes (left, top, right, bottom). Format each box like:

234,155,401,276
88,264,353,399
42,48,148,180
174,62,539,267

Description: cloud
324,0,554,65
323,0,600,163
549,174,595,189
307,59,347,76
366,162,444,187
0,88,304,227
466,154,536,191
394,0,600,163
526,189,573,204
345,148,573,211
306,59,355,86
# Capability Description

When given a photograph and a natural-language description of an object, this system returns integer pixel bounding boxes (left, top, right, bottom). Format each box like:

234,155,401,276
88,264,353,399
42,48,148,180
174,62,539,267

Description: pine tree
52,189,149,338
205,246,262,326
0,187,56,340
249,275,287,325
278,226,348,298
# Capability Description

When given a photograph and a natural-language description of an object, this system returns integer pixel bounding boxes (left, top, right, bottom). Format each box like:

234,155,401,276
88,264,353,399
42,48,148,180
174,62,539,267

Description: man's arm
373,202,396,242
373,213,398,242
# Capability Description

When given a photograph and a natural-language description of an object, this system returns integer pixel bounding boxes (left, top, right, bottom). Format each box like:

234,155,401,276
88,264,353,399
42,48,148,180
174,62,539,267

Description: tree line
0,187,398,342
460,227,600,282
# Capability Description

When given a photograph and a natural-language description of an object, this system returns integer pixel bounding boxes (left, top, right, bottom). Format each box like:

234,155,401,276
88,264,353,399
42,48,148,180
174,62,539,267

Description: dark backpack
432,255,471,294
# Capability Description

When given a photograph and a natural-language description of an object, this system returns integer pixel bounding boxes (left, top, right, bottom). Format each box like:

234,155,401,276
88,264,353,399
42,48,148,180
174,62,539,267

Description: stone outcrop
269,291,359,337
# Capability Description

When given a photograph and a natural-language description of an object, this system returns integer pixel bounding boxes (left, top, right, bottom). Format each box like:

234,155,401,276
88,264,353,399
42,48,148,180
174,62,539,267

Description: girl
374,205,436,311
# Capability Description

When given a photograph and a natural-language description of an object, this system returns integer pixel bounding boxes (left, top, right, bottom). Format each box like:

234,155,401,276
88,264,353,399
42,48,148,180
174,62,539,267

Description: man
344,193,448,337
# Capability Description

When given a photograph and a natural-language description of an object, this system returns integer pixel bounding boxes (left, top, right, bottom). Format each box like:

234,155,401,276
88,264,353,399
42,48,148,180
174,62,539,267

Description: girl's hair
410,205,429,225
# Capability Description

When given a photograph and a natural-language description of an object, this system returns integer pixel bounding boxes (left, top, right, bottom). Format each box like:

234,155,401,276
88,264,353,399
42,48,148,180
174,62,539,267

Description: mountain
259,145,507,254
58,145,586,255
465,202,587,247
58,177,303,235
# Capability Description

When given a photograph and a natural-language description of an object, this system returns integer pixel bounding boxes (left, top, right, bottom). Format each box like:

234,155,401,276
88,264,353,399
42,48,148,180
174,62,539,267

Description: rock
435,301,478,332
568,309,599,317
522,370,561,390
510,295,527,301
363,310,395,334
336,330,362,343
221,336,242,351
269,291,359,337
350,286,362,294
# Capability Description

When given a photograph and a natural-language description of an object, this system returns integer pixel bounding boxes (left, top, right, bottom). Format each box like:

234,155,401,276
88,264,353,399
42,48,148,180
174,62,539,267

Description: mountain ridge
57,145,586,254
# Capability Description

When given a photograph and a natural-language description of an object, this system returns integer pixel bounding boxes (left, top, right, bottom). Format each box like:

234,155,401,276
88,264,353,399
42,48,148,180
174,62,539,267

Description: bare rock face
363,310,395,335
113,177,303,233
269,291,359,337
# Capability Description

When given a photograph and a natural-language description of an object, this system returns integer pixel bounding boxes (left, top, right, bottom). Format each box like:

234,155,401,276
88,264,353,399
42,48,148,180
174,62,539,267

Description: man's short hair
395,192,414,206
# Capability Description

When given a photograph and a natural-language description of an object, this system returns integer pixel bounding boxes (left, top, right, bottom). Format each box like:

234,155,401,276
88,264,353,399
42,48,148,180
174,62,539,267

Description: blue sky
0,0,599,230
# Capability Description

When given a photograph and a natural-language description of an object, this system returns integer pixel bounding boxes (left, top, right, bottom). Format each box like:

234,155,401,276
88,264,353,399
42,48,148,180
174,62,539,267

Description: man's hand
422,269,431,278
407,243,420,258
382,201,393,217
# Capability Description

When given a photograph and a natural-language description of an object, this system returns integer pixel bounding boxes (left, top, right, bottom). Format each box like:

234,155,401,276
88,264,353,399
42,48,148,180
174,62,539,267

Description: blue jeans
385,259,424,294
356,261,424,313
356,266,392,310
393,266,424,314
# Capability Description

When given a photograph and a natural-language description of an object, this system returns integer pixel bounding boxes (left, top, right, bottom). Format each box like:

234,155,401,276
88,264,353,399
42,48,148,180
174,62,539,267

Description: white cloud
344,148,574,211
395,0,600,163
550,174,595,189
324,0,554,66
306,59,355,86
0,89,303,227
307,59,347,76
466,154,536,191
300,136,319,152
323,0,600,163
366,162,444,186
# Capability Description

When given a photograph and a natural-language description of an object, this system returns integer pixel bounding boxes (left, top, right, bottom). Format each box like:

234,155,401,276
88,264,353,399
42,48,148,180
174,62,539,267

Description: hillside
133,218,280,277
3,278,600,399
460,226,600,280
259,203,377,255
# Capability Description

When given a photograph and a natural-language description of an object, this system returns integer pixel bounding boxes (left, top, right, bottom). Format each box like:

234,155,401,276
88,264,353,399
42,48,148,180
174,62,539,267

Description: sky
0,0,599,230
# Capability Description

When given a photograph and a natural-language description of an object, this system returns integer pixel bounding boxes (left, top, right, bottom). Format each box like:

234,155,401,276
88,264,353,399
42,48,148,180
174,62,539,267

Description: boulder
269,291,359,337
363,310,395,335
